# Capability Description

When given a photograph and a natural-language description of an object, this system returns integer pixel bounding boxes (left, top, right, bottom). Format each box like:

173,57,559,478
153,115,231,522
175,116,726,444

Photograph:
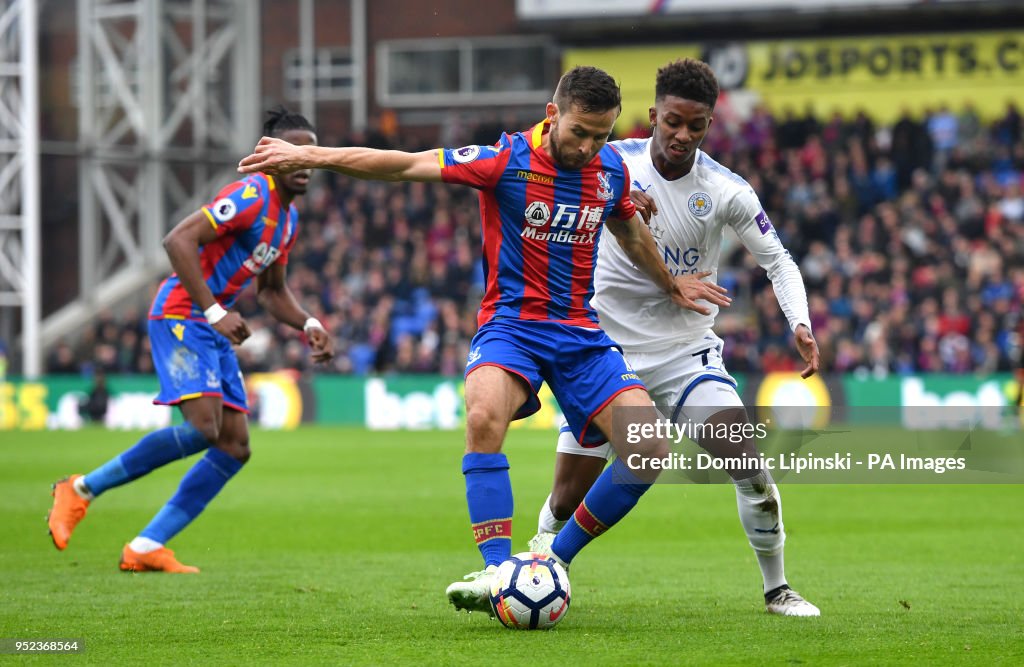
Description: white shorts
555,330,742,459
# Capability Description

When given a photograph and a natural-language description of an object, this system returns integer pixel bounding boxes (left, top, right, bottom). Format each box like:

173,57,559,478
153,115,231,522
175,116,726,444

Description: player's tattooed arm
605,213,673,292
605,214,731,315
238,137,442,183
163,211,251,344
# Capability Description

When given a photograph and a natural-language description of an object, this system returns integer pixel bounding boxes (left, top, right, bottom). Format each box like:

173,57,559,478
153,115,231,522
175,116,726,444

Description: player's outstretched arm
163,211,251,344
237,136,442,183
256,264,334,363
794,324,820,379
606,214,731,315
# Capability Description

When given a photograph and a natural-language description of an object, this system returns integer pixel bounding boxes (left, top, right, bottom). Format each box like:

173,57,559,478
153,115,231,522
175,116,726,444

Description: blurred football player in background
47,108,333,573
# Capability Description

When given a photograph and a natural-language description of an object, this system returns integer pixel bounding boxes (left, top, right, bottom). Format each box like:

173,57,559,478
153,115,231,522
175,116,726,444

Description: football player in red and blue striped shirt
239,67,729,614
47,108,334,573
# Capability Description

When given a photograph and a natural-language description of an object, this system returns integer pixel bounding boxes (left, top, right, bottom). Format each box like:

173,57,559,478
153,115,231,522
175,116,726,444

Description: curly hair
263,105,316,138
655,58,719,109
553,66,622,114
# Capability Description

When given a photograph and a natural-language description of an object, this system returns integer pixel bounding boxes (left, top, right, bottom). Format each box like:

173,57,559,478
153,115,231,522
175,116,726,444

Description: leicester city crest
688,192,712,217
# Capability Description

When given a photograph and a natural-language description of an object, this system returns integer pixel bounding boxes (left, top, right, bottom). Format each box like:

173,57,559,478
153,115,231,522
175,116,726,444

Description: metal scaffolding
0,0,40,377
3,0,373,375
38,0,260,358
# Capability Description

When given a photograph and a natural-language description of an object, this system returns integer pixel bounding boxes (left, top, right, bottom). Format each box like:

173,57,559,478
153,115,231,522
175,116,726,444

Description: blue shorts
465,319,646,446
148,318,248,412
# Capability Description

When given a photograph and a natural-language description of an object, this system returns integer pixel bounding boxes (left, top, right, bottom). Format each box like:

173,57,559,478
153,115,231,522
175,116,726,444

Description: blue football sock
83,422,211,497
551,457,651,565
139,447,243,545
463,452,513,567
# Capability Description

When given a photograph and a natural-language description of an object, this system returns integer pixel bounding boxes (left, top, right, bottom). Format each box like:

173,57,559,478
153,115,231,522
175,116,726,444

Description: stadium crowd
49,101,1024,378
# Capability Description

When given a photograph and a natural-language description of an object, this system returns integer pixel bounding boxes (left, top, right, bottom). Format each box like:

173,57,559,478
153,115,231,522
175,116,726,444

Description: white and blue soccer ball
489,552,571,630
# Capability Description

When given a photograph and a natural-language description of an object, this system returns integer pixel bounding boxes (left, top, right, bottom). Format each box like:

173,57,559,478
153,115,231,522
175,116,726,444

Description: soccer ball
489,552,571,629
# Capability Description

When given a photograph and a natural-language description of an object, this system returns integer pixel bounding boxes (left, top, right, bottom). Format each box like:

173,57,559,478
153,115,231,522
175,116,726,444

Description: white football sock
756,552,787,596
73,476,95,501
734,471,788,593
537,494,567,534
128,536,163,553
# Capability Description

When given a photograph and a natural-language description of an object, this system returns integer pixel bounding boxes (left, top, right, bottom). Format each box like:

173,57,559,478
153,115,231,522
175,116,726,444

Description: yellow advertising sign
565,31,1023,127
0,382,48,430
248,371,304,429
746,32,1023,124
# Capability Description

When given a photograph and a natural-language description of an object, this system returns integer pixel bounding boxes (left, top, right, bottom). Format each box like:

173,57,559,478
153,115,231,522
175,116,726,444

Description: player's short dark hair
263,106,316,137
655,58,719,110
553,66,622,115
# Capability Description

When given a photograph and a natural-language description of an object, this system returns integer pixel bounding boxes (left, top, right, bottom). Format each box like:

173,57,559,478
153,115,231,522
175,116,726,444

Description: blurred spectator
81,370,110,422
47,342,79,374
927,104,959,171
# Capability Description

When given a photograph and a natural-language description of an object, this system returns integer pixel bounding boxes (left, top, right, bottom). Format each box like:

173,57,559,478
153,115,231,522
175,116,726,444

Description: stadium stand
50,103,1023,378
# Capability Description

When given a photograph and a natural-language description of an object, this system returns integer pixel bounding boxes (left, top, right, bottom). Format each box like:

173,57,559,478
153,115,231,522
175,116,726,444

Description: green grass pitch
2,426,1022,665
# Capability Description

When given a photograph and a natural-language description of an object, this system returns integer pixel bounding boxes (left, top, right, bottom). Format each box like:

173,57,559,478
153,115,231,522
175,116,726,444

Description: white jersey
593,139,810,352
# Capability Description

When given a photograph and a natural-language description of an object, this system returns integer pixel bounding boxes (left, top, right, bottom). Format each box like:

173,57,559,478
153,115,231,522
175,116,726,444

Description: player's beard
548,130,587,170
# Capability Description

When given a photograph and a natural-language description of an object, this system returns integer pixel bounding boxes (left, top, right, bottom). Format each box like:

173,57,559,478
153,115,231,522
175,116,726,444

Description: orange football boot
47,475,90,550
119,544,200,574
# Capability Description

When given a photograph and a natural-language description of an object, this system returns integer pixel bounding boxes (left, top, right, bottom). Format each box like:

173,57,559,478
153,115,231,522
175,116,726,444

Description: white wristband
303,317,324,333
204,303,228,325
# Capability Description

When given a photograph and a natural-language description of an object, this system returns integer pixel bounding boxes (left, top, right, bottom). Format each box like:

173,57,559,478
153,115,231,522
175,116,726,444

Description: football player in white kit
530,59,822,617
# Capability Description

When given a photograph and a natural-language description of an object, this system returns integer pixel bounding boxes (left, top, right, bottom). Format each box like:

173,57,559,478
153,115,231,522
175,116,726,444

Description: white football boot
765,586,821,617
446,565,498,615
527,531,556,557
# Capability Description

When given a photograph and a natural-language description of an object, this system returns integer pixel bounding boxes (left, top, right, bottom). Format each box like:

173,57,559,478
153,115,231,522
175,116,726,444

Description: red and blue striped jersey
149,173,299,320
440,120,636,328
